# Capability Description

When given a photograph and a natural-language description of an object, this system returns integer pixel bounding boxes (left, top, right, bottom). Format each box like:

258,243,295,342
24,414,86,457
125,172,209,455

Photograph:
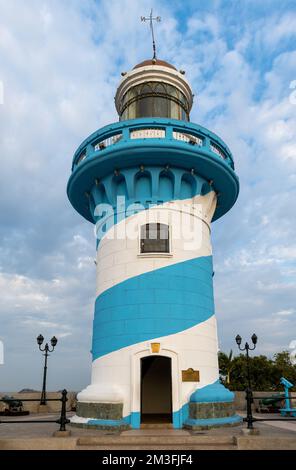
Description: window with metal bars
140,223,170,254
120,82,189,121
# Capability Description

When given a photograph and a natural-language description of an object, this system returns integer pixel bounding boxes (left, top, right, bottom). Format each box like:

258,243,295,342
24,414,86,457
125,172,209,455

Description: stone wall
0,392,77,413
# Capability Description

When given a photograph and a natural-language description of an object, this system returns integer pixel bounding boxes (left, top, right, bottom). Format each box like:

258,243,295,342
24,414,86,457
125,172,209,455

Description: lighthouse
68,56,240,429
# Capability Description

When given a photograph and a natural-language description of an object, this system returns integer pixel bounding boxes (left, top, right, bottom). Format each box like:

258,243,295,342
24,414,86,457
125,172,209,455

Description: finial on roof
141,9,161,60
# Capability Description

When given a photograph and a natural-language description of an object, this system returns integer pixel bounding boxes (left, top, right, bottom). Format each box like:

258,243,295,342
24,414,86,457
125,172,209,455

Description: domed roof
133,59,177,71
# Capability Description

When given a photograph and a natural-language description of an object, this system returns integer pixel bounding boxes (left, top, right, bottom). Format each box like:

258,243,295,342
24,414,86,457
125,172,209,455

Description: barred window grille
76,152,86,164
140,223,170,253
94,133,122,151
173,131,203,146
130,128,165,139
120,81,190,121
210,142,226,159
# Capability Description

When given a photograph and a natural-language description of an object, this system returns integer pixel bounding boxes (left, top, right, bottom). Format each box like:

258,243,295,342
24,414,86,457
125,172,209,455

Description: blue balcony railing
71,118,234,172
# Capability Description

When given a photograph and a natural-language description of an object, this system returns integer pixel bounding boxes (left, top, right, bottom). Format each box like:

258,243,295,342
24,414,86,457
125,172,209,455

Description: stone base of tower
70,402,131,430
70,381,242,430
183,380,242,429
184,403,242,430
70,383,131,430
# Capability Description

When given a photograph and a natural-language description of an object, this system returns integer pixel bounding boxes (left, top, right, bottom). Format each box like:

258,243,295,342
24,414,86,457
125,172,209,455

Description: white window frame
137,222,173,258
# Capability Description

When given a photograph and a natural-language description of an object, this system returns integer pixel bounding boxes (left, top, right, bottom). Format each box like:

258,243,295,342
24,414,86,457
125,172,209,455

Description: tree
218,349,296,391
249,355,274,391
219,352,248,390
272,351,296,389
218,350,235,384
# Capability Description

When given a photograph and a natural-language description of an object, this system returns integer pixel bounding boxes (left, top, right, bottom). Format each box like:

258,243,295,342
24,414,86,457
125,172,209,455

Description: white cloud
59,332,72,338
273,309,295,316
187,14,220,38
22,319,70,329
259,13,296,47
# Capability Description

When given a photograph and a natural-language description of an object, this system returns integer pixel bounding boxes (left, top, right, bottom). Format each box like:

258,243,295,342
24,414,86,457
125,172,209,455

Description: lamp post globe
235,334,242,347
251,333,258,346
51,336,58,348
37,334,44,346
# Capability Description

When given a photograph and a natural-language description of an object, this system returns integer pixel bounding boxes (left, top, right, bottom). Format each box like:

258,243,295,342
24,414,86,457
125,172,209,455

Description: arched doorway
140,356,172,424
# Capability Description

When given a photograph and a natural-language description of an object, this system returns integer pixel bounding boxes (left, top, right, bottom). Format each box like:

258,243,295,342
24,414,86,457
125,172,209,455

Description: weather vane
141,9,161,60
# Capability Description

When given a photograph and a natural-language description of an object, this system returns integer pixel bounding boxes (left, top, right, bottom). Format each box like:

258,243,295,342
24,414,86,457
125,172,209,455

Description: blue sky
0,0,296,391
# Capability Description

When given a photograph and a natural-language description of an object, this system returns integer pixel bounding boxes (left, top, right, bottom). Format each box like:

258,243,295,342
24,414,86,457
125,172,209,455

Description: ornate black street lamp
37,334,58,405
235,333,257,429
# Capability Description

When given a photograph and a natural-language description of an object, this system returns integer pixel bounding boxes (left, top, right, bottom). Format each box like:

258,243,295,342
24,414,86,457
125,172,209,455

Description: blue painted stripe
85,412,141,429
190,379,235,403
130,412,141,429
173,405,187,429
92,256,214,360
88,416,130,427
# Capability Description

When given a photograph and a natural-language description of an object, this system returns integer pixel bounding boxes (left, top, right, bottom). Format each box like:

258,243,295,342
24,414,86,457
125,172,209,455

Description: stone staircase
76,430,237,450
140,423,174,429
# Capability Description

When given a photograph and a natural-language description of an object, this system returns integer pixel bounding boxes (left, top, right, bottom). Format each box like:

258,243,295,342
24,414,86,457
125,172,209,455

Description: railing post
166,125,173,139
85,143,93,157
121,127,130,141
245,387,254,429
57,389,69,432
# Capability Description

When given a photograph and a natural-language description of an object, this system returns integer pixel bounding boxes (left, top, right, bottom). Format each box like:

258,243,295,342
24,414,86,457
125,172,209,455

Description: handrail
71,118,235,171
252,394,296,399
242,388,296,430
0,389,70,432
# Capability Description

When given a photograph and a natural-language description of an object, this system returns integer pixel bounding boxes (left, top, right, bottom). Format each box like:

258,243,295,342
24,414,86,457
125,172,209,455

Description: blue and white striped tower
68,59,240,429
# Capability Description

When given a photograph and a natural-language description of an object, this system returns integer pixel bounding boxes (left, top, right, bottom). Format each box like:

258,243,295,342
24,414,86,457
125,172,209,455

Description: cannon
0,395,29,416
256,394,285,413
256,378,296,415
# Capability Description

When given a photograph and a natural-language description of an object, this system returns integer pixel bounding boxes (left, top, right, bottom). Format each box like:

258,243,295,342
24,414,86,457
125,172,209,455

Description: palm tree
218,350,235,385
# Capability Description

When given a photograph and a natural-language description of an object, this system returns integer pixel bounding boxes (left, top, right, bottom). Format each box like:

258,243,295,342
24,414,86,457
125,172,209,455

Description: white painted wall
76,316,219,418
96,193,216,296
74,191,220,420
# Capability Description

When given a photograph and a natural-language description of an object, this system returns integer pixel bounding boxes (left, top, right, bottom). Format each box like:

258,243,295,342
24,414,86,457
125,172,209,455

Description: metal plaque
182,368,200,382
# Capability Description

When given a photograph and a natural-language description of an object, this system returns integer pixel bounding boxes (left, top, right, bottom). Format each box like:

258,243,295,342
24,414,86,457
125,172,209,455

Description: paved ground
0,411,295,439
252,412,296,433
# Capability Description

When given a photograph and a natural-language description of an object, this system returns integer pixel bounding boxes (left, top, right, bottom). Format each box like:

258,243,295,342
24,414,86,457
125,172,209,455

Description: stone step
0,436,235,451
123,429,190,435
77,435,235,447
75,444,236,450
140,423,174,429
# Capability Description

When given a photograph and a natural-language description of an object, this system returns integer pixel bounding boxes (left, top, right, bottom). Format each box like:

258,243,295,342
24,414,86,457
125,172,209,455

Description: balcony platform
67,118,239,223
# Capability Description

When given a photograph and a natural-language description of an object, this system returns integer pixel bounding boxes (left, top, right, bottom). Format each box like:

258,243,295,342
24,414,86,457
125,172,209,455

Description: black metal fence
0,389,70,432
243,389,296,429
